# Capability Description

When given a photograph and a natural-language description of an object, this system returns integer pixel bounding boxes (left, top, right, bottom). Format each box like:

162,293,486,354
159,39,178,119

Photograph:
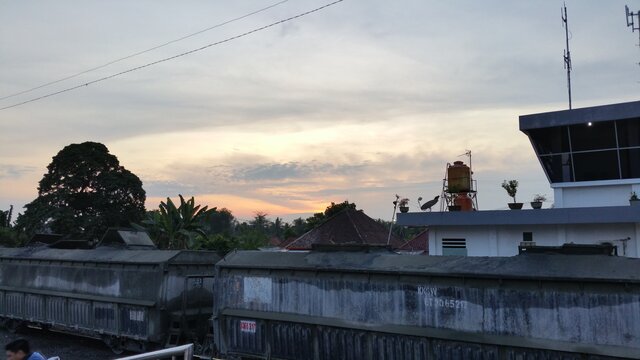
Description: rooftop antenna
459,150,472,172
562,3,572,109
625,5,640,66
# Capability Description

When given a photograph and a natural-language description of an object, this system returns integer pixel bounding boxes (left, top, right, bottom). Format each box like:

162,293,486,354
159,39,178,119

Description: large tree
15,142,146,238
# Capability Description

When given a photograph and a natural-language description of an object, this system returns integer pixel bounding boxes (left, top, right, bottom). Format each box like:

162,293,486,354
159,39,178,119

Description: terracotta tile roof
285,209,403,250
398,229,429,253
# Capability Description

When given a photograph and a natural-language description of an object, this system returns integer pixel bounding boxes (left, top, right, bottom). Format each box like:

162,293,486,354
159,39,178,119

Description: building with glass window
397,100,640,257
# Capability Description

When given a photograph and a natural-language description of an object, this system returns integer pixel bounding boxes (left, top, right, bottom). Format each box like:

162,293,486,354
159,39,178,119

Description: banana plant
142,195,213,249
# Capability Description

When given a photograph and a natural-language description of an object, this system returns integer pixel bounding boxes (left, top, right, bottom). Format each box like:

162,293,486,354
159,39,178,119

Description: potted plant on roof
398,198,410,213
530,194,546,209
630,192,639,206
502,180,523,210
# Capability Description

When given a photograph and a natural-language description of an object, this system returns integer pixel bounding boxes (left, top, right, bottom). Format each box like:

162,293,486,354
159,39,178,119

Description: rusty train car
0,229,220,354
213,247,640,359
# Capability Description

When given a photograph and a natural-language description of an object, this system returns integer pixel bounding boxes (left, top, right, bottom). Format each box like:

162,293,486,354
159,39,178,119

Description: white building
397,100,640,257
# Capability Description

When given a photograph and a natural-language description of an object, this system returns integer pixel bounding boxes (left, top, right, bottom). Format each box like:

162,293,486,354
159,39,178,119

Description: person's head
5,339,30,360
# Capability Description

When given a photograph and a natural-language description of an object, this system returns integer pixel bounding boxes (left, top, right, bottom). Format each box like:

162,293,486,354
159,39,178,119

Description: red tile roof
284,209,403,250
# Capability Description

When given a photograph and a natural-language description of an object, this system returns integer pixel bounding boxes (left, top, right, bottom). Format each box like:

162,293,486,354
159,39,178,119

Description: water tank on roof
454,193,474,211
447,161,471,193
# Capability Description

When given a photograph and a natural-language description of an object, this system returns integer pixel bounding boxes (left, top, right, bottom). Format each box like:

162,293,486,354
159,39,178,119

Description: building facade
398,100,640,257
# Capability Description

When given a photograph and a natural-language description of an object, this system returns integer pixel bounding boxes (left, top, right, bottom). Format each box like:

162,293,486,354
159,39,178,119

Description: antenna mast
562,3,572,109
625,5,640,66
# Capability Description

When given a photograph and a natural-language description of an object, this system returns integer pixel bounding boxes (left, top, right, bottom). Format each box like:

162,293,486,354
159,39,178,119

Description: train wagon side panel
214,251,640,359
0,247,220,353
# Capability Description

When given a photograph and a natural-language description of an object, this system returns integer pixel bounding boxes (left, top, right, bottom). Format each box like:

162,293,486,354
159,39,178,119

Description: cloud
0,164,36,179
1,0,635,219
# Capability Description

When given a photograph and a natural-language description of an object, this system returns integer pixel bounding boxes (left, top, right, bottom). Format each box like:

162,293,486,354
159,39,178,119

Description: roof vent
97,228,156,250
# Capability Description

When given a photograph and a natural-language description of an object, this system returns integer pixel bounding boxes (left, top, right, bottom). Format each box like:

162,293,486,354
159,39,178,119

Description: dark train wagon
213,248,640,359
0,231,220,354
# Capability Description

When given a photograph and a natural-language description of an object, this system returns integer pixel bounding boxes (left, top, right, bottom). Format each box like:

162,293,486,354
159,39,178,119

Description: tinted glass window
569,121,617,151
573,150,619,181
540,154,573,182
527,127,570,155
617,118,640,148
620,148,640,179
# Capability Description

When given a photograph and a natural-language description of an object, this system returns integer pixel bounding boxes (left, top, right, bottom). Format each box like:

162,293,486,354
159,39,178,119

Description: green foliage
234,230,269,250
194,231,269,255
376,218,425,241
141,195,214,249
501,179,519,203
15,142,146,239
149,199,359,252
0,228,27,247
533,194,547,202
198,208,235,235
0,205,13,228
193,233,234,253
631,192,639,201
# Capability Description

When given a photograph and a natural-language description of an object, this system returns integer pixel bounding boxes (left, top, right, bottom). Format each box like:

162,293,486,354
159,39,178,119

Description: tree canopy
15,142,146,239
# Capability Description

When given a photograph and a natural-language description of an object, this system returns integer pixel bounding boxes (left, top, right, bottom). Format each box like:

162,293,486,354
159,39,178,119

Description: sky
1,0,639,222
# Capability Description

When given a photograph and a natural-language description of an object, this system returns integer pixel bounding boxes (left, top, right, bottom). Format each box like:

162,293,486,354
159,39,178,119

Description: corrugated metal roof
218,250,640,282
0,247,220,264
397,205,640,227
285,209,403,249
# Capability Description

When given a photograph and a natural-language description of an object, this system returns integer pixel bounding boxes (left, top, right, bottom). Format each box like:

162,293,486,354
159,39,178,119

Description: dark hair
5,339,30,354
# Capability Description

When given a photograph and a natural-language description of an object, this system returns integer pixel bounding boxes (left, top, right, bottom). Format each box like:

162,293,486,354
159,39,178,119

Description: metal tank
214,247,640,360
446,161,471,193
0,230,220,354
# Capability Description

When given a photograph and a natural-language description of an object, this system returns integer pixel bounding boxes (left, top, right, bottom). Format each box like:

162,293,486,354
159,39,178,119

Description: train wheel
103,337,124,355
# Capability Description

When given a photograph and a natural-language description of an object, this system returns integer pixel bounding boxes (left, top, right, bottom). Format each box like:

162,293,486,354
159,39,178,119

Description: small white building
398,100,640,257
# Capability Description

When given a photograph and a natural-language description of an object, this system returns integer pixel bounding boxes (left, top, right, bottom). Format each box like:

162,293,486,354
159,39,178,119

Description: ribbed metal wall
222,317,615,360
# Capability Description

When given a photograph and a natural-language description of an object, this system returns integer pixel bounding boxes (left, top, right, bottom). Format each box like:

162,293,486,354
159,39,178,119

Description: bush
0,228,27,247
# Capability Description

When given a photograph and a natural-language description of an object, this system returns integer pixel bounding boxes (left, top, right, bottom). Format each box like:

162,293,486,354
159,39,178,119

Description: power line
0,0,344,111
0,0,288,101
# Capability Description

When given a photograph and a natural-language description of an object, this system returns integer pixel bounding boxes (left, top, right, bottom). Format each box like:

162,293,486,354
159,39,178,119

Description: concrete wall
430,223,639,257
553,181,640,208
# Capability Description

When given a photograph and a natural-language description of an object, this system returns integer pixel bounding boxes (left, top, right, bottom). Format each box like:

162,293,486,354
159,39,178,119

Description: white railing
115,344,194,360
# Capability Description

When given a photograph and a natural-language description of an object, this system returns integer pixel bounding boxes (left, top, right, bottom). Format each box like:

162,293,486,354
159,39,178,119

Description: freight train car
0,229,220,354
213,246,640,359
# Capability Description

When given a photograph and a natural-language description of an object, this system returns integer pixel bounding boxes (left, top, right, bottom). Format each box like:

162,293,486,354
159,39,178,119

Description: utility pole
562,3,572,109
387,194,400,245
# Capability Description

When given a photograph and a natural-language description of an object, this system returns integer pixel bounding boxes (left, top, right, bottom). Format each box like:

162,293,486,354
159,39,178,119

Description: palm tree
143,195,213,249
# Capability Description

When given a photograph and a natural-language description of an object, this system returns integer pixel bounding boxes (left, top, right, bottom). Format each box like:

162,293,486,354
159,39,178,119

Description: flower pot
508,202,523,210
530,201,543,209
448,205,461,212
631,200,640,207
399,206,409,213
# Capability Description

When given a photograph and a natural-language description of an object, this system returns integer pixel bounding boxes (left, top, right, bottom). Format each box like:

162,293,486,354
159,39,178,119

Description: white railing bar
115,344,194,360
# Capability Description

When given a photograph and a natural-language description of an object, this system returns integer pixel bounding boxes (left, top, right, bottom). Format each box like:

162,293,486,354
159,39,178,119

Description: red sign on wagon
240,320,257,333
